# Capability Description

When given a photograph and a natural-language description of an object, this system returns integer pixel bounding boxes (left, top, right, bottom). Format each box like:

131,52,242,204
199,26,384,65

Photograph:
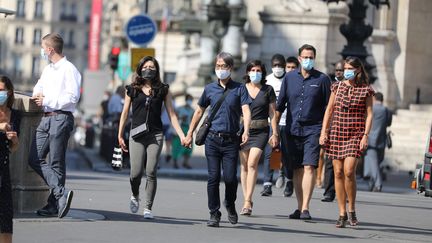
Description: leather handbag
195,89,231,146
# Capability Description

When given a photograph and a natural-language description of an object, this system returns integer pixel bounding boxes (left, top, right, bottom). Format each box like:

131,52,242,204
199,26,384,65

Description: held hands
183,133,193,149
118,137,128,152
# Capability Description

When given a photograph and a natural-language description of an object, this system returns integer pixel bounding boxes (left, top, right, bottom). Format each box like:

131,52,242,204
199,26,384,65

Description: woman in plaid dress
319,57,374,228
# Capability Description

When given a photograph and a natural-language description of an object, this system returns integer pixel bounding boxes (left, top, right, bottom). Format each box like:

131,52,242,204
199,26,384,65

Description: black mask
141,69,157,80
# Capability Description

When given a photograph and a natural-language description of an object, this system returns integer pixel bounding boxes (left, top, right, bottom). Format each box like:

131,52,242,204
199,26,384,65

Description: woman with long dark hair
0,76,19,243
118,56,185,219
239,60,278,216
320,56,374,228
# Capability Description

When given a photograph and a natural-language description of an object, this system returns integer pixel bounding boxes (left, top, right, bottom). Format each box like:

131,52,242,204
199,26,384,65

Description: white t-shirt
266,73,287,126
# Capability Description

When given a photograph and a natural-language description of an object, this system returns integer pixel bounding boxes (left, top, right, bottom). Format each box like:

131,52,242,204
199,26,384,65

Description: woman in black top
239,60,278,216
118,56,185,219
0,76,19,243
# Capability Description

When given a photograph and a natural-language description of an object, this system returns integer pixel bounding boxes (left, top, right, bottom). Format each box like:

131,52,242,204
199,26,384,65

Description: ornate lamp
325,0,390,83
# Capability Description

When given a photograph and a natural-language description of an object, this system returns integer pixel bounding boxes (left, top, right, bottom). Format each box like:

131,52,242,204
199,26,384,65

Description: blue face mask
301,58,314,71
40,48,49,61
249,71,262,84
344,70,356,80
0,91,8,106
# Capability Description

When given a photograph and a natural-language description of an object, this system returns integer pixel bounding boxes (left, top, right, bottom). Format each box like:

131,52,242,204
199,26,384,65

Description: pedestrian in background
117,56,185,219
276,44,331,220
260,54,286,197
0,76,19,243
29,33,81,219
320,56,374,228
184,52,251,227
321,60,344,203
239,60,278,216
363,92,392,192
172,94,194,169
107,86,125,123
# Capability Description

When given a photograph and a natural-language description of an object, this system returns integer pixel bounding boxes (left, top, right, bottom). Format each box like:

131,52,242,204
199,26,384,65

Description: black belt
44,110,72,117
209,131,238,138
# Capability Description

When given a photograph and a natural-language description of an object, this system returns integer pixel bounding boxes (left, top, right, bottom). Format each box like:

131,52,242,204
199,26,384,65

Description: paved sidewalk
76,145,414,195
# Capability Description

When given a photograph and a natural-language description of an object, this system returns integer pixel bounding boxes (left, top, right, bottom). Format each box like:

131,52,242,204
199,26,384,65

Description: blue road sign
125,14,157,46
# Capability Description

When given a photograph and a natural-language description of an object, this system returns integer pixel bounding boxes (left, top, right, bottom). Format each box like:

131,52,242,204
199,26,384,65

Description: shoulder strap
207,88,231,123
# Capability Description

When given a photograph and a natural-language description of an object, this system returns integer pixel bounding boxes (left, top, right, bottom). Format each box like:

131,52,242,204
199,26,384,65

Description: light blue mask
249,72,262,84
0,91,8,106
344,70,356,80
301,58,314,71
40,48,49,61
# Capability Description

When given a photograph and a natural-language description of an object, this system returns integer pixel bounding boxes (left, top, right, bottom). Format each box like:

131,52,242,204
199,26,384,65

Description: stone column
10,93,47,213
258,0,347,74
222,0,246,70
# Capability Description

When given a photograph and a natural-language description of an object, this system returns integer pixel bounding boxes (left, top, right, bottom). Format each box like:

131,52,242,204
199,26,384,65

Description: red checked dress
326,81,374,160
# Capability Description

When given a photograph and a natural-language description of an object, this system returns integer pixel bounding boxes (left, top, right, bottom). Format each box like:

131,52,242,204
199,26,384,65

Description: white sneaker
130,195,140,213
143,209,154,219
275,176,285,189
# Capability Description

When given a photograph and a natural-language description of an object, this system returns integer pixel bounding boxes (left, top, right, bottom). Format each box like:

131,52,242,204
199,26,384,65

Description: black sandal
349,211,358,226
336,213,348,228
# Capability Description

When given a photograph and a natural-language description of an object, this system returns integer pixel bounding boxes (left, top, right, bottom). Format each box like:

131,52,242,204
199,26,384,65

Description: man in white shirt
261,54,299,197
29,33,81,219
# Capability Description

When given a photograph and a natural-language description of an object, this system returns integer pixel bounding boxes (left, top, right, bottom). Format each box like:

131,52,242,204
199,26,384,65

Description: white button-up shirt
33,57,81,113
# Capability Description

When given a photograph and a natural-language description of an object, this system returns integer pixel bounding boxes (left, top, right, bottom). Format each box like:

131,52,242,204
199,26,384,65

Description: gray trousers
129,131,163,210
364,147,385,189
29,113,74,205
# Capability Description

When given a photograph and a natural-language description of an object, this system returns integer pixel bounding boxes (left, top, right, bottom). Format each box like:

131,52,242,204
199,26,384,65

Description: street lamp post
326,0,390,83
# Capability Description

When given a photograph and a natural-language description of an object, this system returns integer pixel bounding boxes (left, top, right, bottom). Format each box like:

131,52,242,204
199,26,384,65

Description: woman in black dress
239,60,278,216
0,76,19,243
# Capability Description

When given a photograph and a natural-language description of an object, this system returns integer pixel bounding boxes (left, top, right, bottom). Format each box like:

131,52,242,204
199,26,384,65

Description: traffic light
109,47,120,70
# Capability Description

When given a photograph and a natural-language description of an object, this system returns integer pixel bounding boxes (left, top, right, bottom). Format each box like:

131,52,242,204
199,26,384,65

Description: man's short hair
375,92,383,102
286,56,300,67
271,54,286,65
216,52,234,67
42,33,64,54
298,44,316,57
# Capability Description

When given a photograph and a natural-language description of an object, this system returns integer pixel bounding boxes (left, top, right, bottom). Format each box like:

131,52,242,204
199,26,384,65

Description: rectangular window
16,0,26,18
68,30,75,48
12,54,23,79
15,27,24,44
33,28,42,45
31,56,40,78
34,0,43,19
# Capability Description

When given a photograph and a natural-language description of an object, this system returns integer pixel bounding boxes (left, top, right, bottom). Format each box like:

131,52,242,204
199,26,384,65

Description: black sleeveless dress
0,109,19,234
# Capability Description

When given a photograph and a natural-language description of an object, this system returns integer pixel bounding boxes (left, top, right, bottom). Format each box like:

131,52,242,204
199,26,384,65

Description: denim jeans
29,114,74,204
205,133,240,214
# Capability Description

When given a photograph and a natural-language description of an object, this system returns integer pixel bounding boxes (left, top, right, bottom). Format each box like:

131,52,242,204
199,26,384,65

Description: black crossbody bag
130,96,151,139
195,89,231,146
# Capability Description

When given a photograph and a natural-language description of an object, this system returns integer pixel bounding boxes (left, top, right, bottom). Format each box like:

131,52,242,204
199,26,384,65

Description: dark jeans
322,154,335,198
262,125,292,184
29,114,74,205
205,133,240,214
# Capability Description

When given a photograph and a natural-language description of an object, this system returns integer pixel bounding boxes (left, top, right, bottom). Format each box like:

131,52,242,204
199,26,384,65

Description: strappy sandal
335,213,348,228
348,211,358,226
240,200,253,216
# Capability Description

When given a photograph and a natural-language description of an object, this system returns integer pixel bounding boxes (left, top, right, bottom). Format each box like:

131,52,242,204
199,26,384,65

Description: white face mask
40,48,49,61
272,67,285,78
215,69,231,80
